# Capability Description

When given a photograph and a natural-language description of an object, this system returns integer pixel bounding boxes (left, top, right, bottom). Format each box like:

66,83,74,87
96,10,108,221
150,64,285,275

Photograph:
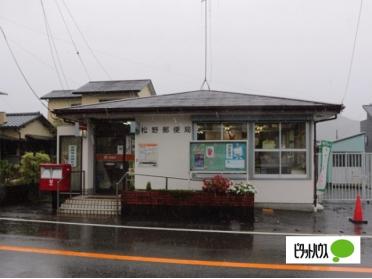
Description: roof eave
55,104,343,116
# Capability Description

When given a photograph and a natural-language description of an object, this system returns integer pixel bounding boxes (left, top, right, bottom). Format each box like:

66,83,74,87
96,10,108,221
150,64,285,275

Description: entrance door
95,121,130,194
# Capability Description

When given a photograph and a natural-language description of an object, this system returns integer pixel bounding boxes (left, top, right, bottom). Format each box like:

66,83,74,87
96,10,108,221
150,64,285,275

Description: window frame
193,122,248,141
253,122,309,179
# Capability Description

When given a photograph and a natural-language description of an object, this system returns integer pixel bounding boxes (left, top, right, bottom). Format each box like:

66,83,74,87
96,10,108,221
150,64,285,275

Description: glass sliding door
94,121,131,194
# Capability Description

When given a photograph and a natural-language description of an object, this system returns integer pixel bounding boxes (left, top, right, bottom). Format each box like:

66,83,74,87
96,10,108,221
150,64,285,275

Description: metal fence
321,152,372,201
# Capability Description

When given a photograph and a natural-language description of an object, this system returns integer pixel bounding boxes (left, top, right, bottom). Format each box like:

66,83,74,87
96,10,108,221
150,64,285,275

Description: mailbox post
39,164,72,210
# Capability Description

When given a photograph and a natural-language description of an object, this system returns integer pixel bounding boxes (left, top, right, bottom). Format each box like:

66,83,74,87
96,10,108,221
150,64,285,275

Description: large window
254,122,307,176
195,122,247,140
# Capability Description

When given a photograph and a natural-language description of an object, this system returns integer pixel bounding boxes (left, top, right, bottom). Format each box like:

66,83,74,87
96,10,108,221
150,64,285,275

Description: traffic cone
349,194,368,224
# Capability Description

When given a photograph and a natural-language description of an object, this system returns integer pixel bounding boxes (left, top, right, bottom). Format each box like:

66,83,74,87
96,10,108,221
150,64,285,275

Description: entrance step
58,195,121,216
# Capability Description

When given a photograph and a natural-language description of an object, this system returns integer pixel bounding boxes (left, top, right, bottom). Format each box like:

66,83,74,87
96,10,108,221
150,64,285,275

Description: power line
341,0,364,104
55,0,91,81
7,37,79,85
61,0,111,80
40,0,66,89
0,26,49,111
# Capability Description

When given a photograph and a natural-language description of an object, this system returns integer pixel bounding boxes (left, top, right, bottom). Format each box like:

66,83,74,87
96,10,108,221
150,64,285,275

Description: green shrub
146,181,152,191
20,152,51,185
0,160,11,185
0,160,21,186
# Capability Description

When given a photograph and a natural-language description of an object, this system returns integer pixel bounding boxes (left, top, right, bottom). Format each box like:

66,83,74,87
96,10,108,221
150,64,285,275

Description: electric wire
0,26,49,111
40,0,66,89
55,0,91,81
41,0,70,89
7,37,79,85
341,0,364,104
61,0,111,80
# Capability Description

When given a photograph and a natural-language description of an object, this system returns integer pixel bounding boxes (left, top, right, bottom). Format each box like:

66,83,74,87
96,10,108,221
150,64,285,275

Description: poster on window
206,146,214,158
190,142,246,171
138,144,158,167
68,145,77,167
225,143,245,169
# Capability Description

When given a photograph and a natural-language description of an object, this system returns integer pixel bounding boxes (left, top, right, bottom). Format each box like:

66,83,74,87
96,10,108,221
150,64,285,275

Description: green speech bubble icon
331,239,354,262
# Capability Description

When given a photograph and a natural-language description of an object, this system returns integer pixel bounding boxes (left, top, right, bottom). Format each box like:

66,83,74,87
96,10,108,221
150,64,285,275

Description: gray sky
0,0,371,120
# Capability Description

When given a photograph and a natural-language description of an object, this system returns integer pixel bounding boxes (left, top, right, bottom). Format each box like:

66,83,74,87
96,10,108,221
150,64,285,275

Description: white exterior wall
134,116,315,209
134,114,202,190
82,120,94,194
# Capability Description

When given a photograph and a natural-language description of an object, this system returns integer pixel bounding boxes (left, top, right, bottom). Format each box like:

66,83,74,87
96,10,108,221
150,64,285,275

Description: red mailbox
39,164,72,192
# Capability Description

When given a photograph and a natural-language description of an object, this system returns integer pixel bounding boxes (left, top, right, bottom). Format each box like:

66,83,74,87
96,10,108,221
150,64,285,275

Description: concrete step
58,195,121,216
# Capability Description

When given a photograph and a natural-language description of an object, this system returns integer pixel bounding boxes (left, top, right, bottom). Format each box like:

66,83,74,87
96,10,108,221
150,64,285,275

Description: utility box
39,164,72,192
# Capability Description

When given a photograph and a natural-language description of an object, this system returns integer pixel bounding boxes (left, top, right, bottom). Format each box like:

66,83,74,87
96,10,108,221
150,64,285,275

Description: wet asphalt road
0,201,371,277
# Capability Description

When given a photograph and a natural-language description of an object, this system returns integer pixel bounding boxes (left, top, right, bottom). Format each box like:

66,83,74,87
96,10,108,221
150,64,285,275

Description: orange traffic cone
349,194,368,224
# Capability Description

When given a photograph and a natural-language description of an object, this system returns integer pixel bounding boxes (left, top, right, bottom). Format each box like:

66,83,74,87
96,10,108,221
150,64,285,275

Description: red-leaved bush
202,175,231,194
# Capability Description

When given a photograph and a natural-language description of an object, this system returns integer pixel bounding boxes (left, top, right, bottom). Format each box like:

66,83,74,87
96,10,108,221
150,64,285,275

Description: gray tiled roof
0,112,42,128
56,90,343,114
41,90,80,100
73,79,155,94
363,105,372,117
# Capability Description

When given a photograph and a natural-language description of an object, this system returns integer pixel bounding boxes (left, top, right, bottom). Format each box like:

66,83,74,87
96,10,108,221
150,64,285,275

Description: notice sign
225,143,245,169
190,142,246,172
286,236,360,264
138,144,158,167
68,145,77,167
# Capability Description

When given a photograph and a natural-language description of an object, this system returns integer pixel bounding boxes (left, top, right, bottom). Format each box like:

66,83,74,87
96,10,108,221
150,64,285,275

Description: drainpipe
313,114,337,209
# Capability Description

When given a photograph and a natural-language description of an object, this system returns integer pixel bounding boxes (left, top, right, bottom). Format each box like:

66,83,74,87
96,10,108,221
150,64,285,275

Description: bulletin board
190,141,247,172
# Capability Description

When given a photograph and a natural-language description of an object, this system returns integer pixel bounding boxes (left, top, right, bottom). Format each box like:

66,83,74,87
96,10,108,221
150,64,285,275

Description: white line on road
0,217,371,238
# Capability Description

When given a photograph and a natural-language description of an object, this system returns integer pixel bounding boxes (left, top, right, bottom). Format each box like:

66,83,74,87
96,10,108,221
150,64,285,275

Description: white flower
228,182,256,195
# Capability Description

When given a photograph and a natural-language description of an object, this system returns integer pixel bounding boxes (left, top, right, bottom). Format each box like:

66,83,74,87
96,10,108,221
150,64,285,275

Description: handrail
115,171,128,214
56,170,86,211
130,173,191,191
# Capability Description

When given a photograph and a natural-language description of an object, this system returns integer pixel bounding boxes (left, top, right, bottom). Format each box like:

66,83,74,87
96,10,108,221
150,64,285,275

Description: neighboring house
361,105,372,152
0,112,56,163
41,79,156,126
55,89,343,211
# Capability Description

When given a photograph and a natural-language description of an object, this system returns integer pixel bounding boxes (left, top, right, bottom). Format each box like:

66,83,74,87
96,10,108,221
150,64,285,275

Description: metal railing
56,170,86,210
132,173,190,190
319,152,372,201
115,171,129,214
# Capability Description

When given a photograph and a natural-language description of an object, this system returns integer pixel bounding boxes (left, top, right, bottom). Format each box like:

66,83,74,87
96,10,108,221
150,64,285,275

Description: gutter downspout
313,114,338,210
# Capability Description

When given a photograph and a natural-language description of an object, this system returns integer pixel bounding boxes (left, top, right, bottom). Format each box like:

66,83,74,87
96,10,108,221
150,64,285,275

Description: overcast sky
0,0,371,120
